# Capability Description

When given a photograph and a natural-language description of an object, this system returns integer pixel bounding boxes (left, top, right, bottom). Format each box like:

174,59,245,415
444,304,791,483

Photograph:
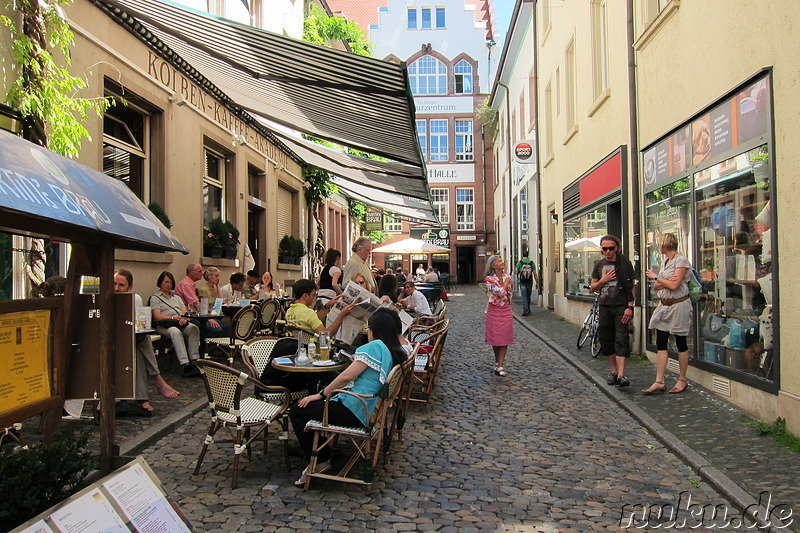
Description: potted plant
292,236,306,265
750,149,769,187
279,234,293,264
204,217,225,258
222,220,239,259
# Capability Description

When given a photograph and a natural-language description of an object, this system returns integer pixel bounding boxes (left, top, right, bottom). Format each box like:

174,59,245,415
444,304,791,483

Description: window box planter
223,248,237,259
204,246,223,258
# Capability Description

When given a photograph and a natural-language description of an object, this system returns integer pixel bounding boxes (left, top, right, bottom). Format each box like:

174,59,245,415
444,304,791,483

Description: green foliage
349,200,366,223
279,234,293,255
204,217,226,248
222,220,240,250
2,0,114,157
366,230,389,246
302,4,372,57
476,96,498,140
147,202,172,230
0,427,95,528
304,166,338,207
279,235,305,258
746,416,800,453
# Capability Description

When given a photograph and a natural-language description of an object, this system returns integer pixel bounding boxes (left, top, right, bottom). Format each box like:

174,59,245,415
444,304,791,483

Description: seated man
220,272,246,304
242,269,260,300
286,279,355,336
397,280,432,316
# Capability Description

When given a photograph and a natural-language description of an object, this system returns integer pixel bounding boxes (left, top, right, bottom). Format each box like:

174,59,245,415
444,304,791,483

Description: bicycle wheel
590,330,601,357
577,325,591,348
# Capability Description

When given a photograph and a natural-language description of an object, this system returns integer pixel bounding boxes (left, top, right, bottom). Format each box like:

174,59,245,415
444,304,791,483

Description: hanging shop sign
365,208,383,231
410,227,450,248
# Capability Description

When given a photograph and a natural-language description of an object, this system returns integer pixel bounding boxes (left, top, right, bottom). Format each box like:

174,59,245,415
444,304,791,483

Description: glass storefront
564,206,607,296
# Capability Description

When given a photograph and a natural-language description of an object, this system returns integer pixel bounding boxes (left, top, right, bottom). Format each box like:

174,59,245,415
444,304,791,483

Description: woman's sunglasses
601,246,616,251
356,280,366,285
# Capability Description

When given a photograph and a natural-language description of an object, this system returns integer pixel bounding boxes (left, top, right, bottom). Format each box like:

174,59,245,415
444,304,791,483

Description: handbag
157,318,187,329
702,313,729,343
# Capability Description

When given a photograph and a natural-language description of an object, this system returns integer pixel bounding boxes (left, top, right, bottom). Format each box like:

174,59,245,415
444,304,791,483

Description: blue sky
494,0,516,51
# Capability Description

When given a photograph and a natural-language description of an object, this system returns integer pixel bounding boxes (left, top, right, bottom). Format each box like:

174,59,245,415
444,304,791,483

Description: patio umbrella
565,236,602,252
372,237,451,254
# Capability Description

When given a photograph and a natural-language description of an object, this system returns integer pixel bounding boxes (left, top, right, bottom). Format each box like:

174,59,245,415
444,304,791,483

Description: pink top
485,273,512,307
175,276,199,309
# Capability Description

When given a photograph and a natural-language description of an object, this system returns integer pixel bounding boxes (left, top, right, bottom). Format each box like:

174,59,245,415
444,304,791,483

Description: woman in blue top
290,308,407,486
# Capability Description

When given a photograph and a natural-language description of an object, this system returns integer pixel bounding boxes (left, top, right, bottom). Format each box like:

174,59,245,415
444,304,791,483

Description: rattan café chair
302,363,405,492
193,359,291,488
241,337,310,405
255,297,282,336
206,304,259,364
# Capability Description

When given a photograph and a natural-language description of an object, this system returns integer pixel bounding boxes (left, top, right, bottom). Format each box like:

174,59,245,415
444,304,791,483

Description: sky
494,0,517,53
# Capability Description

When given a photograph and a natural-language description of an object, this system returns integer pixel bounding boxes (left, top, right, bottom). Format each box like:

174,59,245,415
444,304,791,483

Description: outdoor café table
185,313,224,357
270,356,349,374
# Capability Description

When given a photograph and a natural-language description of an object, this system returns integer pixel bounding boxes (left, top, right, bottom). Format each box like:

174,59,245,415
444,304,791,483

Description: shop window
429,119,448,161
454,60,472,94
407,7,417,29
203,147,224,229
408,56,447,96
455,119,473,161
431,188,449,224
456,188,474,230
564,206,608,297
384,254,403,273
416,120,427,159
695,146,772,379
103,104,148,201
385,213,403,232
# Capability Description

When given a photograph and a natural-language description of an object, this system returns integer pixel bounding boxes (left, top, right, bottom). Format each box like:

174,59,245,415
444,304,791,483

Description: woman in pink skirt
484,254,514,376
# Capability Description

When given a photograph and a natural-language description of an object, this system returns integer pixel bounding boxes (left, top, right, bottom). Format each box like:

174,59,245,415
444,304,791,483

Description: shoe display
606,373,618,385
617,376,630,388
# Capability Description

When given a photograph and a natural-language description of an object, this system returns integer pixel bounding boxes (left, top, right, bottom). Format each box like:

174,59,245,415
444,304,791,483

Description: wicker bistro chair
255,298,282,336
302,363,406,491
193,360,291,488
404,319,450,408
206,304,260,364
284,325,319,346
241,337,310,405
385,354,416,452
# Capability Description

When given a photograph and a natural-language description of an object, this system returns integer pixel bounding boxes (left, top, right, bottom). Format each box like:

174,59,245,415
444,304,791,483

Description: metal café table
271,356,349,374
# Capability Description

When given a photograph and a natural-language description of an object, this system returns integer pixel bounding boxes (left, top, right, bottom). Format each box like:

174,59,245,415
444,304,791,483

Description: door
548,208,557,309
248,206,264,273
456,246,475,284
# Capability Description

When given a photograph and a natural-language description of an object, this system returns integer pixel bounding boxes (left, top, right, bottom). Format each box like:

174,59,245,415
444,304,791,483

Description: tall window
431,188,449,224
544,80,553,158
103,103,148,200
520,185,528,232
416,119,427,158
591,0,609,100
409,56,447,95
421,7,431,28
455,120,473,161
528,73,536,126
435,7,445,28
565,38,577,133
203,147,225,229
456,188,474,230
518,92,526,138
385,213,403,232
407,7,417,29
454,60,473,94
429,119,448,161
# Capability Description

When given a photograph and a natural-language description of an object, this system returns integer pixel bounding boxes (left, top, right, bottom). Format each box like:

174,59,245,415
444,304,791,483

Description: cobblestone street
133,286,743,532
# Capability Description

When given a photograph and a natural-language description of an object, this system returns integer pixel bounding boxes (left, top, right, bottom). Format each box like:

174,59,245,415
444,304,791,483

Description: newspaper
327,281,412,344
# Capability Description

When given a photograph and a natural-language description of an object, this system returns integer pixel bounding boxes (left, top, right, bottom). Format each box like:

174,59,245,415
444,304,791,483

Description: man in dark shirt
590,234,636,388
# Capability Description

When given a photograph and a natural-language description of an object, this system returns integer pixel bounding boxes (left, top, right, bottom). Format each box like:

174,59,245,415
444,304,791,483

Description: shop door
248,207,265,273
548,208,556,309
457,246,475,284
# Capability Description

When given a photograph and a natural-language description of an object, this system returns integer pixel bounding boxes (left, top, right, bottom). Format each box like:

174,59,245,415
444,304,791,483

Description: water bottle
296,347,308,366
307,339,317,360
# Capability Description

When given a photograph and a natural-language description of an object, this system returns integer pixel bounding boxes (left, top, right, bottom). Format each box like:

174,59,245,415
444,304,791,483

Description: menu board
0,310,51,416
12,457,194,533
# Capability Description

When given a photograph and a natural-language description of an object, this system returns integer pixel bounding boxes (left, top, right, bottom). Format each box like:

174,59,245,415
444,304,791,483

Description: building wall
633,0,799,431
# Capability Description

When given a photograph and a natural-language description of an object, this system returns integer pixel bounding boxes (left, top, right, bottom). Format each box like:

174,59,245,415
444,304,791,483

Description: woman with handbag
483,254,514,376
644,233,692,394
149,271,202,377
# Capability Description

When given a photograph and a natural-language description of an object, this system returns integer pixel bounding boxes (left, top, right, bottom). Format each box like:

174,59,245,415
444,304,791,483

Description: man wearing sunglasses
590,234,637,388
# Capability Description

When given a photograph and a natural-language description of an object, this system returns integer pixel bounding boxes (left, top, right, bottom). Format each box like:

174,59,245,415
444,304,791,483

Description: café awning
0,130,188,253
332,177,439,224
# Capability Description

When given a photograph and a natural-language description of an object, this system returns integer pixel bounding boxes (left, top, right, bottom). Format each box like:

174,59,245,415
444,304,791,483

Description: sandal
494,366,508,377
641,382,666,395
669,379,689,394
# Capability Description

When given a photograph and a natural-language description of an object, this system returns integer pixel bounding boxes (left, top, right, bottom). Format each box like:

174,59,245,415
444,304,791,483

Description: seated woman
289,307,408,486
149,271,202,377
257,270,281,299
378,272,399,303
197,267,228,338
317,248,343,305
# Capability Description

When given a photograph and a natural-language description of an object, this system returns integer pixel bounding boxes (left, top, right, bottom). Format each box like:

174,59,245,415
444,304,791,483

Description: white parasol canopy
372,237,451,254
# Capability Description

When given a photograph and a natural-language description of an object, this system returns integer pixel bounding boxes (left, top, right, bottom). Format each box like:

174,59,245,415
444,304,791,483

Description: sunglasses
601,246,616,251
356,280,366,285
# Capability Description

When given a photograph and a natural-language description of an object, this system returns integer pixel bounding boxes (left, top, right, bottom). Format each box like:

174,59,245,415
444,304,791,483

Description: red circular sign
514,142,533,161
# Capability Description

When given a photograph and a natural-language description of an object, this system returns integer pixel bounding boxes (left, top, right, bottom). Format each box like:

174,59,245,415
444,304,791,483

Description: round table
271,356,349,373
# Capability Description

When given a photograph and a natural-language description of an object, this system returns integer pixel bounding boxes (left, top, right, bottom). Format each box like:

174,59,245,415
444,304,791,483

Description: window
103,103,148,200
385,213,403,232
644,0,674,25
520,185,528,232
528,73,536,126
378,6,389,13
456,188,474,230
416,119,427,158
407,8,417,29
564,206,608,297
544,81,553,158
384,254,403,273
518,92,526,138
435,7,445,28
408,56,447,95
454,60,473,94
591,0,609,100
421,7,431,29
431,188,449,224
565,38,577,133
276,183,296,241
369,24,379,30
429,119,448,161
455,119,473,161
203,147,224,229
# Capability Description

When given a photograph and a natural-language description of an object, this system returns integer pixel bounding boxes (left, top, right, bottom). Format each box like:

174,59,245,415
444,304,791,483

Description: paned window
431,188,449,224
456,188,474,230
565,37,576,132
407,8,417,29
421,7,431,29
409,56,447,95
416,120,427,158
591,0,609,100
203,148,224,229
385,213,403,232
454,60,472,94
429,119,448,161
103,104,148,200
435,7,445,28
455,119,473,161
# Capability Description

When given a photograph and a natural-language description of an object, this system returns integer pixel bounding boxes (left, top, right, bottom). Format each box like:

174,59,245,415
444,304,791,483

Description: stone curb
515,315,785,532
119,397,207,457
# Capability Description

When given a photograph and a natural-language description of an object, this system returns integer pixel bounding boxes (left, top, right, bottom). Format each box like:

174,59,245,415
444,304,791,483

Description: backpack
519,261,533,283
688,268,703,303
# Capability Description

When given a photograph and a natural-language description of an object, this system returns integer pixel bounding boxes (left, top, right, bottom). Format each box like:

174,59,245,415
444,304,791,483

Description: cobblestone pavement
124,286,768,532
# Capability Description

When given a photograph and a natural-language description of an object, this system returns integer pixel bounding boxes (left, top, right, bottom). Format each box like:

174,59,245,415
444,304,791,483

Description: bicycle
576,286,601,357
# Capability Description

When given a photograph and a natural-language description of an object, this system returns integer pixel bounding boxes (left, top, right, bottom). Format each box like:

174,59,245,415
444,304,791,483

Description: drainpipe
626,0,641,348
532,0,543,303
496,80,514,263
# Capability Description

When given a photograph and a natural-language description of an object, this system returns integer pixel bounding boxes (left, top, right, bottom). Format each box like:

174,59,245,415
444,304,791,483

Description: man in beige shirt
342,236,377,293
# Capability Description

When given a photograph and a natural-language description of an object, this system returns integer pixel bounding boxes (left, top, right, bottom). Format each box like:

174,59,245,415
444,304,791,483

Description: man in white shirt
220,272,246,304
397,281,432,315
342,237,377,293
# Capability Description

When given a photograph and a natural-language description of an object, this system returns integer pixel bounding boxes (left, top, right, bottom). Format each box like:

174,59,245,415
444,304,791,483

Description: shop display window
564,206,607,297
695,144,772,379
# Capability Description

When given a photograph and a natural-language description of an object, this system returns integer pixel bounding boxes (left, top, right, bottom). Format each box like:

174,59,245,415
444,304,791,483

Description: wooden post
98,239,117,473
